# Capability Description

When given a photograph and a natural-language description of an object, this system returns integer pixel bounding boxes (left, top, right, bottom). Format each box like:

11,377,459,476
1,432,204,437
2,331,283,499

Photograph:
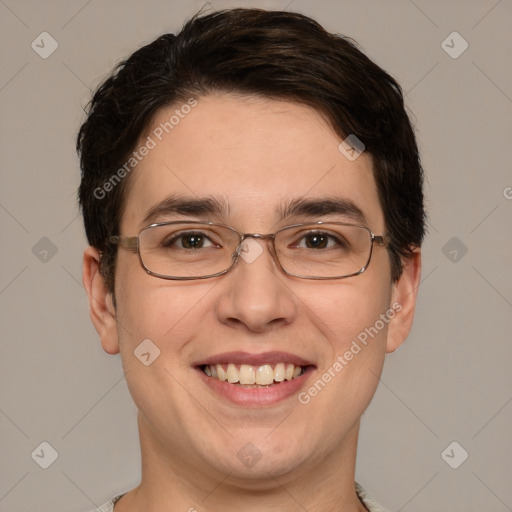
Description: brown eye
304,233,328,249
293,231,348,250
163,232,216,249
180,233,206,249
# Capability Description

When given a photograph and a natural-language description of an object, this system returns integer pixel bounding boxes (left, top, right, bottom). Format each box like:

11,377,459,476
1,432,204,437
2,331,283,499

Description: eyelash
161,230,348,250
162,231,220,249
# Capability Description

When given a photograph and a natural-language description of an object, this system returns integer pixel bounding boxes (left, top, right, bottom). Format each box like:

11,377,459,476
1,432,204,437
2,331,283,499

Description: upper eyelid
284,229,351,243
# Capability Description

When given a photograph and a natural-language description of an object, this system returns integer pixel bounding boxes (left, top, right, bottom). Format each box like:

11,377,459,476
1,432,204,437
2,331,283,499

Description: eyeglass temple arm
109,235,139,250
372,234,387,246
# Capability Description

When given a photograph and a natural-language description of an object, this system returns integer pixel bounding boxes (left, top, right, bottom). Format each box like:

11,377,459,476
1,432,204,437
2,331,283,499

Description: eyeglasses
109,221,387,280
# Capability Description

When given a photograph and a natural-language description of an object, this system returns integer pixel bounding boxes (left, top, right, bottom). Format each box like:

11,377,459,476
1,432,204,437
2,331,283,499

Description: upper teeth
203,363,303,385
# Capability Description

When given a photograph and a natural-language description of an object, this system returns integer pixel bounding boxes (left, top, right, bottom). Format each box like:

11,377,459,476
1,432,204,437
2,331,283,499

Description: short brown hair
77,8,426,293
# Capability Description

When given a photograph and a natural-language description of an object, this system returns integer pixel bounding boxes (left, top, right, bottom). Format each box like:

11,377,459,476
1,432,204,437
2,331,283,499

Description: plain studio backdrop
0,1,511,511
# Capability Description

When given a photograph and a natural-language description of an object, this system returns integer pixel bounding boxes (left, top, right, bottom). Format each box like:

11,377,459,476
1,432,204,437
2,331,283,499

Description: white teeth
255,365,274,385
203,362,304,385
284,363,295,381
274,362,285,382
239,364,256,385
216,364,227,381
226,363,238,383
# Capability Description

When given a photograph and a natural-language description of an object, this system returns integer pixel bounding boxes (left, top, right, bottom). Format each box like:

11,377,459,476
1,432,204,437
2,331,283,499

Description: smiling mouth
200,363,306,387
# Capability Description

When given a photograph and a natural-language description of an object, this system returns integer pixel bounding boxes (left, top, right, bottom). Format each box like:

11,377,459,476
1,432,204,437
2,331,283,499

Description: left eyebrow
276,196,368,225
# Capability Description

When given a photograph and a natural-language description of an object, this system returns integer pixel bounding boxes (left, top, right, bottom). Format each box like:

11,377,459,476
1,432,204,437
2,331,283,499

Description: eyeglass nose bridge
232,232,278,261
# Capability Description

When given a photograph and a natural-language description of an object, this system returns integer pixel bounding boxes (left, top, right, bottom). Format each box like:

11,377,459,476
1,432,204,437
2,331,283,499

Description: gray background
0,0,511,511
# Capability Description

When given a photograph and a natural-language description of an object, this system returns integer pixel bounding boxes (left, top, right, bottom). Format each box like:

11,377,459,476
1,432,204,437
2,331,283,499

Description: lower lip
196,367,314,406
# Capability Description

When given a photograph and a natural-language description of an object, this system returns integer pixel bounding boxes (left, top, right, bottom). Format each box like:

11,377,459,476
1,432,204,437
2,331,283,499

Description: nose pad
232,244,242,259
238,238,265,265
228,234,282,277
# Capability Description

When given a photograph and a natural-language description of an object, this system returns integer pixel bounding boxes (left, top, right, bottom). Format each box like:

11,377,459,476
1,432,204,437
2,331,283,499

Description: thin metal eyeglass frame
109,220,387,281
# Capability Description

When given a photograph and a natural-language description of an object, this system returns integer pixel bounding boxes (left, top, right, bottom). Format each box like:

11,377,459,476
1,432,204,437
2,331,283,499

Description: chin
201,433,315,484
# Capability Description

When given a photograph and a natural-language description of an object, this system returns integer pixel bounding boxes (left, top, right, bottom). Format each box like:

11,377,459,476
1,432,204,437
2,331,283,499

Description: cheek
112,269,223,442
305,269,392,350
295,274,393,417
115,272,218,354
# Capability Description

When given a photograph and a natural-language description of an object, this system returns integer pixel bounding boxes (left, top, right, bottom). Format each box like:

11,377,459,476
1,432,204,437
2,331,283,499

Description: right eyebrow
142,195,229,226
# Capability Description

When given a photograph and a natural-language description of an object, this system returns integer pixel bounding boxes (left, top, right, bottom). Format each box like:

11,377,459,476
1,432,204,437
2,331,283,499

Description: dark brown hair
77,8,426,293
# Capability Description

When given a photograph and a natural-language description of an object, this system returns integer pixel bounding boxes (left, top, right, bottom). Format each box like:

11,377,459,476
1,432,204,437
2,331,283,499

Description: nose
215,236,298,333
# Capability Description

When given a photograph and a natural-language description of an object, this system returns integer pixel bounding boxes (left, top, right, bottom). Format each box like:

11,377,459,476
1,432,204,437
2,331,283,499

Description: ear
82,246,119,354
386,248,422,353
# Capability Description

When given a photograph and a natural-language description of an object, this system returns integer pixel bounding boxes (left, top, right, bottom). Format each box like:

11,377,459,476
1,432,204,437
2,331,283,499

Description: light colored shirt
93,482,389,511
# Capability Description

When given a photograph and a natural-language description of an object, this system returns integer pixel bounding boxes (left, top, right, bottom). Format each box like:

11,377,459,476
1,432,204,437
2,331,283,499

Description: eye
294,231,348,250
163,231,219,249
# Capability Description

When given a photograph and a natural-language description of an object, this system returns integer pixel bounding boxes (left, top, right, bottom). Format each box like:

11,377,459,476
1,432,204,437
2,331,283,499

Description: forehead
121,94,383,232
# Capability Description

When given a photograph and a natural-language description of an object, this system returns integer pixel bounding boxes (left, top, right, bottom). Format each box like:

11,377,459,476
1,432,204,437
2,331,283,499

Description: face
85,93,420,488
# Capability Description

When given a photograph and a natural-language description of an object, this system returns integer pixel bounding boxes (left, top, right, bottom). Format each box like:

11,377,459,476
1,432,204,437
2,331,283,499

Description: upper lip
193,351,316,367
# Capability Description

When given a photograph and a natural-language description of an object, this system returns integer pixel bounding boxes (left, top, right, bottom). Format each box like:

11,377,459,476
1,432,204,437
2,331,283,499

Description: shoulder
89,494,124,512
355,482,390,512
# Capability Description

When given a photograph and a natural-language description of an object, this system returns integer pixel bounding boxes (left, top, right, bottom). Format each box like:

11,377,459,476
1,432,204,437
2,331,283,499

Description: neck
116,415,368,512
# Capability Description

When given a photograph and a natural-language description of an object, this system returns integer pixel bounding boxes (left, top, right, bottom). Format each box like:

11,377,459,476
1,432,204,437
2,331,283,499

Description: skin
83,94,421,511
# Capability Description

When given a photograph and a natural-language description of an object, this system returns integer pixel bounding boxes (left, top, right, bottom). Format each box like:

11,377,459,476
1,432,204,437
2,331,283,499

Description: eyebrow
142,195,229,225
142,194,367,226
276,197,367,225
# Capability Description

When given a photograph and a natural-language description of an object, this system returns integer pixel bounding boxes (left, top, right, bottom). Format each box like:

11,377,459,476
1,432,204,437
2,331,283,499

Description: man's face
106,94,403,482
